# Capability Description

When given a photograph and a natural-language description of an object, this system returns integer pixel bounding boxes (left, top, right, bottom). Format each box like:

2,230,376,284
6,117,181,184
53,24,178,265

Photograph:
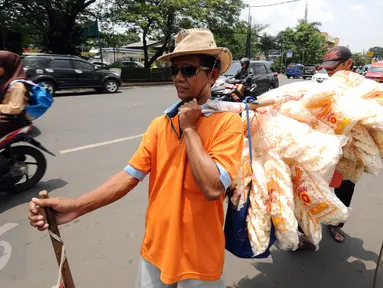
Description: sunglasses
170,64,210,77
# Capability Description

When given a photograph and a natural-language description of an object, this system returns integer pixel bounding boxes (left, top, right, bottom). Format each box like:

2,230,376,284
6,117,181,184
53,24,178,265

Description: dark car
222,60,279,95
22,54,121,95
302,64,317,79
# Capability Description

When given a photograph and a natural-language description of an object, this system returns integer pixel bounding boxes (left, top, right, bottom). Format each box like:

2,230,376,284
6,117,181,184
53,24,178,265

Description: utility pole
304,0,308,22
246,5,251,58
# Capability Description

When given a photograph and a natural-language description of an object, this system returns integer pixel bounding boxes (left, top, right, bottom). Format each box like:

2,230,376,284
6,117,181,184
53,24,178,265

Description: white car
312,69,329,83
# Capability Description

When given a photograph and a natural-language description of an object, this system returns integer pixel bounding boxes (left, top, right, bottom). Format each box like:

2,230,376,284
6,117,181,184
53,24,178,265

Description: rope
48,230,67,288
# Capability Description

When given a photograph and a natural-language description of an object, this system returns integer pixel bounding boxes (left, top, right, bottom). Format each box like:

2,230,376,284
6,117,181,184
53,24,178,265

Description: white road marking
60,134,144,154
0,223,19,271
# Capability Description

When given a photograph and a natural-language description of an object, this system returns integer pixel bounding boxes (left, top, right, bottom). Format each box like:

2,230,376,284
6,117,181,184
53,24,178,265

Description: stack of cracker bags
207,71,383,255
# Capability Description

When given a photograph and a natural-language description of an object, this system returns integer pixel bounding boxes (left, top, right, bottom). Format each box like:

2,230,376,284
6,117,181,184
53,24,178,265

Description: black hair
200,55,221,71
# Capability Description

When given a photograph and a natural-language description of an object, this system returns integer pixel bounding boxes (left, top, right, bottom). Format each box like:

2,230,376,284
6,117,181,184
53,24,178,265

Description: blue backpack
224,103,276,259
10,80,53,120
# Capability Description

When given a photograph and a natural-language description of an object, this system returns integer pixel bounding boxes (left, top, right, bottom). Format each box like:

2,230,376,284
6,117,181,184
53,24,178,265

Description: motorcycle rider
0,51,29,137
234,57,254,97
234,57,254,81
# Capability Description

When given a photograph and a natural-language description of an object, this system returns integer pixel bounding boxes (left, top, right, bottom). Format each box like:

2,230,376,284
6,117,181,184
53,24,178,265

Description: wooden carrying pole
39,190,75,288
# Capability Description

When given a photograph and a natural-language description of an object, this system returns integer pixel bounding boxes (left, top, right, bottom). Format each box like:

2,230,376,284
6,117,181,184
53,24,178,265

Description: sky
242,0,383,53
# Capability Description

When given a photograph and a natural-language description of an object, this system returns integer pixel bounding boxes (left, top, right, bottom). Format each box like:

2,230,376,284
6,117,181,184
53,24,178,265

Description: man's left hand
179,99,202,130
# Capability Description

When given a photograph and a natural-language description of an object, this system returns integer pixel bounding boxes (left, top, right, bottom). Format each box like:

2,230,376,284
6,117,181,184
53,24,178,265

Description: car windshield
370,67,383,73
224,62,241,76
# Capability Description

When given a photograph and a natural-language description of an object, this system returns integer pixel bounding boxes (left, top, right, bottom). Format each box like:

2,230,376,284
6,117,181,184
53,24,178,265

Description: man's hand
28,197,78,231
179,99,202,130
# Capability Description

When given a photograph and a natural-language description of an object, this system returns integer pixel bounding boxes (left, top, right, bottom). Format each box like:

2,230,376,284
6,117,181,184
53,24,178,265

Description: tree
13,0,97,54
352,53,368,67
368,46,383,61
100,31,140,48
277,20,327,66
106,0,245,67
256,33,279,59
293,20,326,64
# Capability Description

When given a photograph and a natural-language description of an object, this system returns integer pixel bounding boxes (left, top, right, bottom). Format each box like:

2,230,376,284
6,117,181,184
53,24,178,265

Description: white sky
242,0,383,53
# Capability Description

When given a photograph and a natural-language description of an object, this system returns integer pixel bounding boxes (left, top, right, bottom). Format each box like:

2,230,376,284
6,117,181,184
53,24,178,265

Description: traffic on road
0,1,383,287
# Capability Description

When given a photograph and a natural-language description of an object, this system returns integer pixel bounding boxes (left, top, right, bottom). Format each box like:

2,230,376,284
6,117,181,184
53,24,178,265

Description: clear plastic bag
264,152,299,251
351,124,382,175
247,156,272,256
291,166,349,225
294,194,322,249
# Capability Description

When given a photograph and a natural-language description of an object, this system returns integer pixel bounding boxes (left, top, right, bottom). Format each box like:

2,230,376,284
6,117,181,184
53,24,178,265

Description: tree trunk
142,27,149,68
148,10,175,67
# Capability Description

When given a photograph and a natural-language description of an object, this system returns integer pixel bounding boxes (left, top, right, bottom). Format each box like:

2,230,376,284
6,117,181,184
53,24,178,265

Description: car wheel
287,76,291,79
268,84,275,91
104,79,119,93
303,77,306,80
38,81,56,95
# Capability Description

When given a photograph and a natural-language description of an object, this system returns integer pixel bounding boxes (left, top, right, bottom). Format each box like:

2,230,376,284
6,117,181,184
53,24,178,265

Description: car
22,54,121,95
365,61,383,83
311,68,329,83
285,64,304,79
221,60,279,95
91,60,110,69
302,64,317,80
121,61,144,68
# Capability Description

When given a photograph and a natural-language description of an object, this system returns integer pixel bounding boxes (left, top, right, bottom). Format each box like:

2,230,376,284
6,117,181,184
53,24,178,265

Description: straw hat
158,28,232,74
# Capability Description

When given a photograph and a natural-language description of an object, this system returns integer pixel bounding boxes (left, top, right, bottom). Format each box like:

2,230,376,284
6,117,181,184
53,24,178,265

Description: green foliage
99,31,140,48
368,46,383,61
352,53,369,67
105,0,245,67
277,20,326,66
11,0,97,54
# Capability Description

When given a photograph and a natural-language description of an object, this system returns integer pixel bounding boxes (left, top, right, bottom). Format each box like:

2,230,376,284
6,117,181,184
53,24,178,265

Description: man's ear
207,69,220,85
346,59,353,69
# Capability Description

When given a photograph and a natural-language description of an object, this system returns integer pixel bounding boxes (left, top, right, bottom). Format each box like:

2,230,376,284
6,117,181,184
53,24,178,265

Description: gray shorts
135,257,226,288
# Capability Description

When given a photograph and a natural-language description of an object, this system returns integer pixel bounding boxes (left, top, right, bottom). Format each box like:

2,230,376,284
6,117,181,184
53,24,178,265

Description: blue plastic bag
224,103,276,259
10,80,53,120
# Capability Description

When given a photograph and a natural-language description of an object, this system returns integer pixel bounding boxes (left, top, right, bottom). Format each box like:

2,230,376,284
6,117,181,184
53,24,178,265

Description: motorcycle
0,124,55,193
211,77,258,102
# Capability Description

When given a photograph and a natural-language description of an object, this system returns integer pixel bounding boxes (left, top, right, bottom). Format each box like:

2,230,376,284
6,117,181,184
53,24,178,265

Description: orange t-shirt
126,106,243,284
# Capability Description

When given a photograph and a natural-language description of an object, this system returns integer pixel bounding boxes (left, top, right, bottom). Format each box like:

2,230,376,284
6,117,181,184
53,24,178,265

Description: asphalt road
0,76,382,288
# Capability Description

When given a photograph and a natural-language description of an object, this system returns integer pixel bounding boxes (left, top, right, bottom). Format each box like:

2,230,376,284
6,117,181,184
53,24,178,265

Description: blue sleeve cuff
215,163,231,191
124,164,147,181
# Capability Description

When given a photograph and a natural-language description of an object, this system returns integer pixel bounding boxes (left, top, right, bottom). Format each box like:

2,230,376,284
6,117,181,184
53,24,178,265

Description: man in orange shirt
28,28,244,287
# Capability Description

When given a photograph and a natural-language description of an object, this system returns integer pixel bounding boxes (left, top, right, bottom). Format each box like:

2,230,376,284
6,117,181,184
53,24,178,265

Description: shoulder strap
10,79,40,88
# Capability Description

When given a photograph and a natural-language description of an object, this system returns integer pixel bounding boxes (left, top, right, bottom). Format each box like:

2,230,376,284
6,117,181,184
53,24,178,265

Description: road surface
0,77,382,288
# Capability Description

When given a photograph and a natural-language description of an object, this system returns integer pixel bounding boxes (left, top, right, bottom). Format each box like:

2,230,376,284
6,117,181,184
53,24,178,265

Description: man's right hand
28,197,78,231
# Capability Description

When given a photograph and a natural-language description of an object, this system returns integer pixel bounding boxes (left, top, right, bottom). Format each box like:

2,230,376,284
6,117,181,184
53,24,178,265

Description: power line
245,0,300,8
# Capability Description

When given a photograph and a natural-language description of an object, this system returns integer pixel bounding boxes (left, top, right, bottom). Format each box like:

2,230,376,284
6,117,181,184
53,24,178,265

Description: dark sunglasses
170,64,210,77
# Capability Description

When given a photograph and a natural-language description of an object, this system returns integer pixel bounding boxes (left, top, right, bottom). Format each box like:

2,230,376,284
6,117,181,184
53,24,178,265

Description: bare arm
183,127,224,201
75,171,139,217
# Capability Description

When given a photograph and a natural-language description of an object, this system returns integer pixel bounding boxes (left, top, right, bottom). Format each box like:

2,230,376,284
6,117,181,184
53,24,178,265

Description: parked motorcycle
211,78,258,102
0,125,55,193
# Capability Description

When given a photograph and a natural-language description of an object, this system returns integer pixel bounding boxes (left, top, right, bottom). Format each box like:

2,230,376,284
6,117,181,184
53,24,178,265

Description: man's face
171,55,214,102
325,59,353,77
241,63,246,69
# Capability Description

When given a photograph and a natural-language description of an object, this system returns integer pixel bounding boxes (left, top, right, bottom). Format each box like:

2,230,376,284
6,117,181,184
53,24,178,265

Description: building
321,32,339,49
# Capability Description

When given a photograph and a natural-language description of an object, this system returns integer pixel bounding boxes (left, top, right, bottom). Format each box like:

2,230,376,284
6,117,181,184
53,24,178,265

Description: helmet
240,57,250,66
